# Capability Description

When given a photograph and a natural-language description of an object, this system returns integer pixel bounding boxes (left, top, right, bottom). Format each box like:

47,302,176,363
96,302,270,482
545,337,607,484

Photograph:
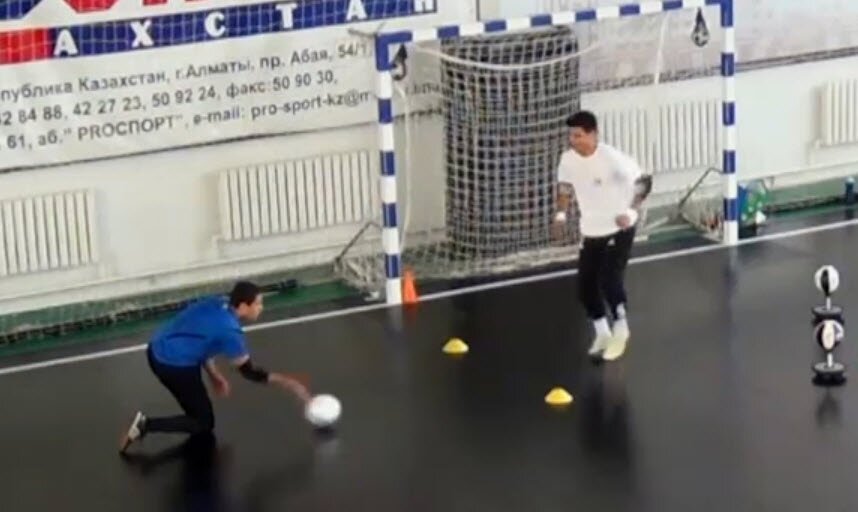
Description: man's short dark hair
229,281,260,308
566,110,598,132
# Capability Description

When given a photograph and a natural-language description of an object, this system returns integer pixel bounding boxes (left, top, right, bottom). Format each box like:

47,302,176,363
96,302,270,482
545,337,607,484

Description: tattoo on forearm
634,175,652,203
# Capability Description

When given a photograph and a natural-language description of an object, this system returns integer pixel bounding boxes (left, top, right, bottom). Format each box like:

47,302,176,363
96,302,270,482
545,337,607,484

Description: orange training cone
402,268,419,304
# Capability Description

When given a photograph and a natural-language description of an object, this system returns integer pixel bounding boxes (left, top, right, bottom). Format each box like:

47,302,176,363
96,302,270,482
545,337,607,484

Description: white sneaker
588,333,612,357
119,411,147,453
603,322,630,361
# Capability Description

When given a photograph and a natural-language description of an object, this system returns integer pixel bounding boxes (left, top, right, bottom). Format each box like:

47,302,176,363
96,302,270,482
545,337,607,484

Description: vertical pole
721,0,738,245
375,35,402,304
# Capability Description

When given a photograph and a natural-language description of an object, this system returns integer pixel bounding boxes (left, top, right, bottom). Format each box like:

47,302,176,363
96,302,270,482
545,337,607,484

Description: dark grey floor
2,215,858,511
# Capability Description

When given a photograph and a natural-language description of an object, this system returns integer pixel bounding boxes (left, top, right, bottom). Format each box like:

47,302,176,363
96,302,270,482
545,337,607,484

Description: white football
305,394,341,428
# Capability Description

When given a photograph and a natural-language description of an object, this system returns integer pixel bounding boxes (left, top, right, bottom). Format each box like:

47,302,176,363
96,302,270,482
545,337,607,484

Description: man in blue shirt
120,281,310,452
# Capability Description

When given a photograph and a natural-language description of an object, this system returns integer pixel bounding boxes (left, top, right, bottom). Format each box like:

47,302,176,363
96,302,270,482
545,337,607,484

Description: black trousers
578,226,636,320
146,345,215,435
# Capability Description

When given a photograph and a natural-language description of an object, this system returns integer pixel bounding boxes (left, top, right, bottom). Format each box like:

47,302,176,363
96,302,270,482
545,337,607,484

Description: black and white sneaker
119,411,147,453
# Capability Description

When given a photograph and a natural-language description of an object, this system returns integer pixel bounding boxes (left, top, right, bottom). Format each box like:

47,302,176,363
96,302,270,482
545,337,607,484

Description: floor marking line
2,217,857,377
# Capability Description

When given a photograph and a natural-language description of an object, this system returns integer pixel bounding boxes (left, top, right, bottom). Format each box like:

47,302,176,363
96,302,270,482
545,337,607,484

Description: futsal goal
335,0,737,303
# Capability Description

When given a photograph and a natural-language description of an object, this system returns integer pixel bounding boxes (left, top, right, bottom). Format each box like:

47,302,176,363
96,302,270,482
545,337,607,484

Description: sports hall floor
3,211,858,511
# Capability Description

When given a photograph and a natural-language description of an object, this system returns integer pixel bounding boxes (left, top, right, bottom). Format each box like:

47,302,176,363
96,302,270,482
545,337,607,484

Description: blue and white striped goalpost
374,0,737,305
719,0,738,246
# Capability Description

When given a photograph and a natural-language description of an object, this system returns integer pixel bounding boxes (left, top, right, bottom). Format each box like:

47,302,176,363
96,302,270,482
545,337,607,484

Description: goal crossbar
372,0,737,304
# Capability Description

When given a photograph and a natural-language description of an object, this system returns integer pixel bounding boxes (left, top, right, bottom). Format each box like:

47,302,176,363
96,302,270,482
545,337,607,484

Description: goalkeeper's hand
615,208,639,229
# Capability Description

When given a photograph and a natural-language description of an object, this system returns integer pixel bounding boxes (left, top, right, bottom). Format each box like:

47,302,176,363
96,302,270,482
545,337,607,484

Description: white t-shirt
556,143,643,238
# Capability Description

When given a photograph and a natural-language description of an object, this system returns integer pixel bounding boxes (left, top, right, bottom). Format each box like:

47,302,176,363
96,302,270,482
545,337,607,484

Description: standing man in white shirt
553,110,652,361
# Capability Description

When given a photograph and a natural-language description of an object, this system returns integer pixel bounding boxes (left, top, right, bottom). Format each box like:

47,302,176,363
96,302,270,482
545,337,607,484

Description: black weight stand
812,293,846,386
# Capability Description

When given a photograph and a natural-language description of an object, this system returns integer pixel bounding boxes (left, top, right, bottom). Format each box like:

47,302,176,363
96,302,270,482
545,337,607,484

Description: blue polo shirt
149,296,249,367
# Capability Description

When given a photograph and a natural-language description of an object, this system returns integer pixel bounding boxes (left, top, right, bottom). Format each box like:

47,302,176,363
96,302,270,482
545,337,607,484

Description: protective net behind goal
336,7,725,293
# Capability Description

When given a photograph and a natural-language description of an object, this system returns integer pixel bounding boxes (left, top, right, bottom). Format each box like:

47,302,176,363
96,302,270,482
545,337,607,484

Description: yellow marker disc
544,387,574,406
442,338,469,355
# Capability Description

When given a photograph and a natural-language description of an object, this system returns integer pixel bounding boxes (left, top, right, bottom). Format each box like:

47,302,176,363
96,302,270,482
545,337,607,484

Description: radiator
219,150,379,242
0,190,98,277
819,79,858,147
596,99,721,174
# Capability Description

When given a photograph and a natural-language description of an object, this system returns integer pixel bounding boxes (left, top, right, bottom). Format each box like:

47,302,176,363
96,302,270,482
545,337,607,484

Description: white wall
0,1,470,314
584,55,858,200
4,1,858,316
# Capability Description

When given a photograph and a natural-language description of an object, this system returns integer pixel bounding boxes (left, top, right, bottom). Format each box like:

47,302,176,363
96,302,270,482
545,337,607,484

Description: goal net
336,5,729,296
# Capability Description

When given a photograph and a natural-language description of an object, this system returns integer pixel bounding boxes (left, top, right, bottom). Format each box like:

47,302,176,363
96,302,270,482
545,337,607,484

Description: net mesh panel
442,27,578,262
335,9,728,293
434,29,580,270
